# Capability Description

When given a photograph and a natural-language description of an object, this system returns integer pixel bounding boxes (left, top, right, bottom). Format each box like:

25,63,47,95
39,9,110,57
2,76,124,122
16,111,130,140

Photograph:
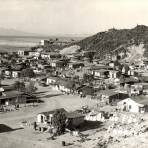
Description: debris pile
109,112,142,124
85,110,106,122
107,121,148,138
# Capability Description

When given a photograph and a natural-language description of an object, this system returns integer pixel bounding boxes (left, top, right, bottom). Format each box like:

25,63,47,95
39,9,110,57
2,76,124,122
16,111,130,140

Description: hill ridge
77,25,148,58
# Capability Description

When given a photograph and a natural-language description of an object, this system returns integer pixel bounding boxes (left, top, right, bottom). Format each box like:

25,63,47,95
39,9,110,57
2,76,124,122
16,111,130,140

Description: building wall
5,71,11,77
18,51,24,56
109,72,117,79
94,71,101,77
59,85,70,93
0,96,27,105
41,54,50,59
37,114,46,123
117,98,144,113
69,117,84,127
12,71,19,78
51,62,56,67
46,78,56,85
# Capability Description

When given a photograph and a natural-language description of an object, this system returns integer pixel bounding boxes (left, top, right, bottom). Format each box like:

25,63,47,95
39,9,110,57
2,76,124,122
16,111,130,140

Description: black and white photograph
0,0,148,148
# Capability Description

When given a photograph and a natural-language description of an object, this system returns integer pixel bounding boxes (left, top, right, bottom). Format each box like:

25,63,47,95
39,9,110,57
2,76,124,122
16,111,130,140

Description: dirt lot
0,85,99,148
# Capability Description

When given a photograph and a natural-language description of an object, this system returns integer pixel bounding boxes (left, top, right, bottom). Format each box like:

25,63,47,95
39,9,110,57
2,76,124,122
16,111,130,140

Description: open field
0,84,98,148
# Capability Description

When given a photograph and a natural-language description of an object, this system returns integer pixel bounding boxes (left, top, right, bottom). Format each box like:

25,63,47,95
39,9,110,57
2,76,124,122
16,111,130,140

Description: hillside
77,25,148,58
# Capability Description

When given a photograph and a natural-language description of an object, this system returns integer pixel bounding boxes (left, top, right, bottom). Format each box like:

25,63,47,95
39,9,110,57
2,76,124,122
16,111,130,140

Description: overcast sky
0,0,148,36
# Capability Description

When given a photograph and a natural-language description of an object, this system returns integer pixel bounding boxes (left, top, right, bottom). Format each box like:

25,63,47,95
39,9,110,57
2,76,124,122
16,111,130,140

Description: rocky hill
76,25,148,59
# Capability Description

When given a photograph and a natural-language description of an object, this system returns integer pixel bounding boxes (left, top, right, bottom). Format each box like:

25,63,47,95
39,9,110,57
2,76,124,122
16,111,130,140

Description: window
123,102,126,104
129,105,132,109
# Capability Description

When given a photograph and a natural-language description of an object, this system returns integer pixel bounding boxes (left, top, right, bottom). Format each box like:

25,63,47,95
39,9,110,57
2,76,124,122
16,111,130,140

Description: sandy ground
0,84,99,148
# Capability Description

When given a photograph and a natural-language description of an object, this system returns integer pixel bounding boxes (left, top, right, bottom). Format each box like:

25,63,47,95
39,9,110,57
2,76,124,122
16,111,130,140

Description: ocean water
0,36,46,52
0,36,83,52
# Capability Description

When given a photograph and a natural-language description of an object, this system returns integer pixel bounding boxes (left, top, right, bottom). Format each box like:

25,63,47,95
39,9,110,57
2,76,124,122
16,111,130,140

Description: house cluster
1,39,148,115
0,85,37,110
34,46,148,114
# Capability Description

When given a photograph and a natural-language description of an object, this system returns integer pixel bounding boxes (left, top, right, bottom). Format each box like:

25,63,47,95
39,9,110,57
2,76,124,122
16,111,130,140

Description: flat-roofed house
37,108,84,128
18,50,30,57
40,40,50,46
93,69,109,78
69,62,84,69
98,89,129,105
37,108,67,124
46,76,59,85
0,90,36,105
109,70,120,79
50,60,66,68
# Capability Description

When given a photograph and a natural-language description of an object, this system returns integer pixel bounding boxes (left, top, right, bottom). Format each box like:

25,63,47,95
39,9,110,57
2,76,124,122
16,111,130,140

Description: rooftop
38,108,67,116
67,112,85,119
98,89,126,96
131,95,148,105
0,91,24,100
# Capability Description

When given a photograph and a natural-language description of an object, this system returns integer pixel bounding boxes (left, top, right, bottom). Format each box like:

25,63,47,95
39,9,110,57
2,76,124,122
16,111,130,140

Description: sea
0,36,83,52
0,36,49,52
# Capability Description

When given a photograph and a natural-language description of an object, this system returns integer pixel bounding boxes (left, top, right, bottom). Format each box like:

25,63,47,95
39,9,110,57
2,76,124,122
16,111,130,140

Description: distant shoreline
0,35,83,52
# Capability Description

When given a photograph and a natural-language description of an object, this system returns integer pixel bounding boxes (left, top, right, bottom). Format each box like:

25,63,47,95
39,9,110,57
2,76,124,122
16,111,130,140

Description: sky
0,0,148,36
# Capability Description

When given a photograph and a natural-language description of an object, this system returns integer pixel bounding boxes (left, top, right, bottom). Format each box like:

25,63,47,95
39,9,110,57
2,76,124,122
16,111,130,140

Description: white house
41,53,50,59
29,51,40,57
37,108,67,124
37,108,84,129
128,70,134,76
93,69,109,78
109,70,120,79
40,40,50,46
18,50,24,56
46,76,58,85
117,97,148,113
4,70,11,77
12,71,20,78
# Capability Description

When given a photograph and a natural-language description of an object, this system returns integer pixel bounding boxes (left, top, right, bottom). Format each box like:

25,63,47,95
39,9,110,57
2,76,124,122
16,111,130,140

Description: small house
109,70,120,79
120,76,138,86
11,70,21,78
98,89,129,105
37,108,67,124
130,83,148,95
93,69,109,78
69,62,84,69
37,109,84,129
29,51,40,57
57,79,77,93
40,39,50,46
18,50,25,57
41,53,50,59
42,52,62,60
46,76,59,85
4,69,11,78
121,64,129,74
0,90,36,105
127,70,135,76
78,85,95,97
50,60,66,68
117,96,148,113
18,50,30,57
